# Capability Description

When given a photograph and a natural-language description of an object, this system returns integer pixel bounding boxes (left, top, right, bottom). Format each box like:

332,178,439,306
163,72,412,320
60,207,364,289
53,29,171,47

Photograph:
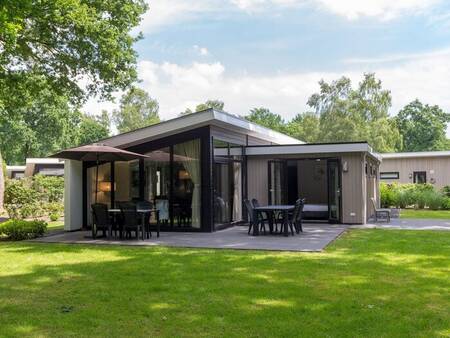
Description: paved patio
353,218,450,231
32,224,349,252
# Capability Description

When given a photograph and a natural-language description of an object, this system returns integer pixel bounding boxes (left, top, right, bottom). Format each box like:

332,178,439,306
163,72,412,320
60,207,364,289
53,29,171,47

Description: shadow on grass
0,229,449,337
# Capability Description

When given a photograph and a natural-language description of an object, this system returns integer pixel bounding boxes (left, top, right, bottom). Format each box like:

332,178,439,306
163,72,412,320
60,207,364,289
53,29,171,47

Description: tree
0,76,78,164
0,151,4,213
306,73,401,152
0,0,147,106
245,107,286,133
113,87,160,133
76,111,111,146
396,100,450,152
181,100,225,115
285,112,320,143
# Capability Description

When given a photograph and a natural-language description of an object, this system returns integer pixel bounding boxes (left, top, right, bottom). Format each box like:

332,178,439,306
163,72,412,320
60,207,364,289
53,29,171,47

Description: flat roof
26,158,64,164
97,109,302,148
381,151,450,159
246,142,381,161
6,165,26,171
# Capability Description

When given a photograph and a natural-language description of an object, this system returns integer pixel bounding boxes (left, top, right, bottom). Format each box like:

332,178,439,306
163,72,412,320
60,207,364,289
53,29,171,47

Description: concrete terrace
32,224,349,252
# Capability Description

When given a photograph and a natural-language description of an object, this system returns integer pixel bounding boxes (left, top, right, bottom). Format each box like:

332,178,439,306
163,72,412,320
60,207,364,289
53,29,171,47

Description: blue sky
86,0,450,134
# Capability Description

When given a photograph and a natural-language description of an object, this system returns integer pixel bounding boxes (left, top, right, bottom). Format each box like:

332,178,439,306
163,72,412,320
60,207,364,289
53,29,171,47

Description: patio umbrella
50,144,149,202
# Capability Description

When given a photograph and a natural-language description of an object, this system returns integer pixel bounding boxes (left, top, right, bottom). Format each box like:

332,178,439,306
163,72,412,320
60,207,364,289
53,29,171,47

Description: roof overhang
6,165,26,172
381,151,450,159
246,142,382,162
98,109,302,149
26,158,64,164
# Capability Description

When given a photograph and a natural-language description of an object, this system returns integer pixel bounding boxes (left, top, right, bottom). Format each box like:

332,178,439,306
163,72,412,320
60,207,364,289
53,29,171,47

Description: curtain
177,139,201,228
232,162,242,221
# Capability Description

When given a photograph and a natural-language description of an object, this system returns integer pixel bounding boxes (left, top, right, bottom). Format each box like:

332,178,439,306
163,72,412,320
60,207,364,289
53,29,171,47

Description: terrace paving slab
352,218,450,231
31,224,349,252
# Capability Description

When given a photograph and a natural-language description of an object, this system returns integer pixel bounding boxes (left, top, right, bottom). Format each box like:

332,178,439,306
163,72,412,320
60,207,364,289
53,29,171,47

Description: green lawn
401,209,450,219
46,220,64,231
0,230,449,337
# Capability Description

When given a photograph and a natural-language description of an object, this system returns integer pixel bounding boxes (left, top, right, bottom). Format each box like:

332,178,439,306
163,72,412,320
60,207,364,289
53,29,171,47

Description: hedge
380,183,450,210
0,219,47,240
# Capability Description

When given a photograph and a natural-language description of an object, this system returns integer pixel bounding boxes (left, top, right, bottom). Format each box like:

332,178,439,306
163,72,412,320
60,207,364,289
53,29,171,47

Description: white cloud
193,45,209,56
315,0,441,20
84,48,450,138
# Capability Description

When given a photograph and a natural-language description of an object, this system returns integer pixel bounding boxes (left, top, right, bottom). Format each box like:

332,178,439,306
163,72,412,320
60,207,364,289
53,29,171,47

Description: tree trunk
0,151,4,213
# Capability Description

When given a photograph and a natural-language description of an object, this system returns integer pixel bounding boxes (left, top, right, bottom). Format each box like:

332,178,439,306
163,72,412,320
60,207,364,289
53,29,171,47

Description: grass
0,230,449,337
46,220,64,231
401,209,450,219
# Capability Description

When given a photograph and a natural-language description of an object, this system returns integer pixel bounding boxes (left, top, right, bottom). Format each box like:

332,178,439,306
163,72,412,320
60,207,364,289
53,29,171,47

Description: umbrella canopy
50,144,149,162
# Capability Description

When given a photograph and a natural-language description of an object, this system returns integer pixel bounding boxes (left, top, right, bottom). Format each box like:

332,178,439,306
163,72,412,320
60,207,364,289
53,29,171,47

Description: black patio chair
119,203,143,239
290,199,305,233
91,203,113,239
244,199,267,235
136,200,160,238
251,198,274,232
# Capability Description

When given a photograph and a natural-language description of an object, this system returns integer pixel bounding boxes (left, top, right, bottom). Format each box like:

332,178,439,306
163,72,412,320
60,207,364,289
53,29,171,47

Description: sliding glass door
327,159,341,223
268,160,287,205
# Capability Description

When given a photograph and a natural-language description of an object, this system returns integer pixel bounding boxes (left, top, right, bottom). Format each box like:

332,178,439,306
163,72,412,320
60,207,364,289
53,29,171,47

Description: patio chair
119,203,143,239
251,198,273,232
290,199,305,233
136,200,154,239
244,199,267,235
371,197,391,222
91,203,113,239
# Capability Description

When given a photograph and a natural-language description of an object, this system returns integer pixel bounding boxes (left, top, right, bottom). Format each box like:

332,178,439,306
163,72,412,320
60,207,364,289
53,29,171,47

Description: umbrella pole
95,154,99,203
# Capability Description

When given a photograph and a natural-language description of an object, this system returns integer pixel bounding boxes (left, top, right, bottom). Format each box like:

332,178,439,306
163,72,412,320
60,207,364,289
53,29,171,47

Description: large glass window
144,147,171,225
86,163,111,227
173,139,201,229
213,139,243,227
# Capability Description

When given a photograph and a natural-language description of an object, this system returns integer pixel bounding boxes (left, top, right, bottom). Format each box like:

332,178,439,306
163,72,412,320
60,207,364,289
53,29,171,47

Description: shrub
32,175,64,202
441,186,450,198
4,179,42,219
442,197,450,210
0,219,47,240
414,190,428,209
425,191,444,210
380,183,396,208
4,176,64,220
49,213,60,222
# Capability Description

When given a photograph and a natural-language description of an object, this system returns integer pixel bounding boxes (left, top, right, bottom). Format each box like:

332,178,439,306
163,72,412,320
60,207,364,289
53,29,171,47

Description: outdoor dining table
108,208,160,239
253,205,295,237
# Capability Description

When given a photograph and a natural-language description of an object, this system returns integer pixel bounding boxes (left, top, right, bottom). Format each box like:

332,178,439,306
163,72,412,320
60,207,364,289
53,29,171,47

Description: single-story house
380,151,450,189
7,158,64,179
63,109,381,232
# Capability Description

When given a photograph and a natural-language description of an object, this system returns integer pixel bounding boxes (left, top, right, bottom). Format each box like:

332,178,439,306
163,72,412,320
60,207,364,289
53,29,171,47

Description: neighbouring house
380,151,450,189
62,109,381,232
7,158,64,179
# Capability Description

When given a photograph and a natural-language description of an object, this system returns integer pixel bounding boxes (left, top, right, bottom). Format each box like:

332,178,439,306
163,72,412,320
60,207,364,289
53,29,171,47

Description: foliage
181,99,225,115
76,111,111,146
0,151,4,212
285,112,320,143
306,73,402,152
245,107,286,133
113,87,160,133
0,219,47,240
380,182,447,210
0,0,147,105
396,99,450,152
4,176,64,219
441,185,450,197
0,77,112,164
0,230,449,336
441,197,450,210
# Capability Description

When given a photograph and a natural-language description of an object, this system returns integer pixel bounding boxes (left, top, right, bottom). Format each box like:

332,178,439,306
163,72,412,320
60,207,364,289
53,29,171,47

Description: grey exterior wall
246,152,376,224
380,156,450,189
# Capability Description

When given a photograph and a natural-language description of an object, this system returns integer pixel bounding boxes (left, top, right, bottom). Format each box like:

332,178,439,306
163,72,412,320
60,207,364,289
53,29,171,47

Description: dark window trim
413,171,427,184
380,172,399,179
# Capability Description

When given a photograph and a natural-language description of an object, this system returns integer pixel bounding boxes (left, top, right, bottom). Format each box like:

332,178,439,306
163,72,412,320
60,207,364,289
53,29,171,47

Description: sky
84,0,450,134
